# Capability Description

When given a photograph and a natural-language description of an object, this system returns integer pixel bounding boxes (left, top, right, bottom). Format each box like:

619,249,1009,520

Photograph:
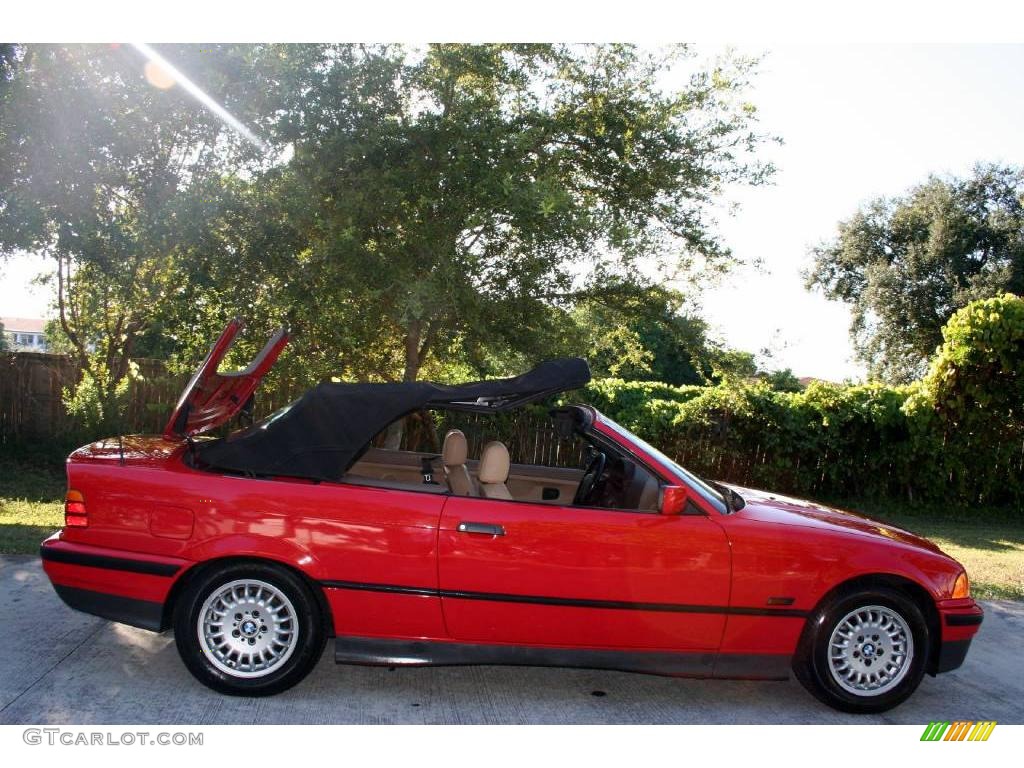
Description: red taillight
64,490,88,528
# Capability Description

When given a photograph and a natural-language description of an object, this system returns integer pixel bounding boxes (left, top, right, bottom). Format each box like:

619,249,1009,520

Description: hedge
4,294,1020,509
583,294,1024,508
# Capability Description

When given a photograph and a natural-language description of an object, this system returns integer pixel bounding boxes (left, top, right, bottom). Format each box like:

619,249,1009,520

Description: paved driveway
1,555,1021,725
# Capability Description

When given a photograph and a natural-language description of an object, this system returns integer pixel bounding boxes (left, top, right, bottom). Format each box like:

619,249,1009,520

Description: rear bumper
40,533,189,632
52,584,164,631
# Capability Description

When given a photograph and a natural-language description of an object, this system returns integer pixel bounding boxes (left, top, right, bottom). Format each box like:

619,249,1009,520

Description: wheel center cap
241,620,258,636
862,642,876,656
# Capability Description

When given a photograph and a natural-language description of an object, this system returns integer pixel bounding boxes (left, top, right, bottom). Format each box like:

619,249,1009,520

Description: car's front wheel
174,561,325,696
794,587,929,713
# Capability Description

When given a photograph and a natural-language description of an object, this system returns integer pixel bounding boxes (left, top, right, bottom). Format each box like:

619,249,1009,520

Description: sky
698,43,1024,381
2,43,1023,381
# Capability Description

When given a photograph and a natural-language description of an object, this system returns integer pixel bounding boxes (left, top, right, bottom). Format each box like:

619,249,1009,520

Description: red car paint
39,323,982,691
163,319,288,439
41,420,982,671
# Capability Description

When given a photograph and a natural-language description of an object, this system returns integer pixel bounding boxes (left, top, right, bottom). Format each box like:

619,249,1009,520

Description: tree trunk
403,318,423,382
383,320,424,450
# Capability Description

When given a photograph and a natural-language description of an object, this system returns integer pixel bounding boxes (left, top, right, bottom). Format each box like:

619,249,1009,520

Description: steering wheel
573,450,607,506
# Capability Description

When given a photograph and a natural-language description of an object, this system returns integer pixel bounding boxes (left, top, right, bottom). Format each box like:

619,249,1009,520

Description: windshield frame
592,409,730,515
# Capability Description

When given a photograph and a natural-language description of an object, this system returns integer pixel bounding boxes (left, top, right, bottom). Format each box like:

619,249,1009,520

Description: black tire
794,587,929,714
173,561,326,696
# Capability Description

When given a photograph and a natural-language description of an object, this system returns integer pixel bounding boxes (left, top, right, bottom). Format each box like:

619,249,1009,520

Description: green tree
707,346,759,382
572,281,730,385
232,44,774,383
2,44,774,406
806,164,1024,383
758,367,803,392
0,44,267,416
905,292,1024,503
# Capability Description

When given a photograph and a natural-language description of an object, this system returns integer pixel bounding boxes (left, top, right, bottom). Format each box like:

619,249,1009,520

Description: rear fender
180,534,323,579
165,535,333,636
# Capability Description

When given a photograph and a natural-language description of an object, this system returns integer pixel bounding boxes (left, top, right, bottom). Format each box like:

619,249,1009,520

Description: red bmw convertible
40,320,982,713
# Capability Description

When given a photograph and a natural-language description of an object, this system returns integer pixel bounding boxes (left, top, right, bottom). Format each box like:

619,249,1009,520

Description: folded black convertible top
195,357,590,481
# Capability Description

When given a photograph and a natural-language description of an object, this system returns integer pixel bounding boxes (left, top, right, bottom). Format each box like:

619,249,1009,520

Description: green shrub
62,357,140,436
582,294,1024,508
907,293,1024,504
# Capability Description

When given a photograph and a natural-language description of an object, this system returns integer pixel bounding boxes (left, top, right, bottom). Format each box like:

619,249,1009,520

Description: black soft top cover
195,358,590,481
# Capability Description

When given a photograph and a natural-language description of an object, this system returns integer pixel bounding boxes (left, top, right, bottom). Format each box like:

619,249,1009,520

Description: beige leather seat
442,429,476,497
478,440,514,500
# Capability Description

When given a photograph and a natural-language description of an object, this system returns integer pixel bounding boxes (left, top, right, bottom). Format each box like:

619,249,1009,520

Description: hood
163,319,288,439
725,484,945,554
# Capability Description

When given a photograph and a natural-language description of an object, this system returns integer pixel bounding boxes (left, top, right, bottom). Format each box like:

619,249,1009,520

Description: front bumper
931,598,984,675
934,637,974,674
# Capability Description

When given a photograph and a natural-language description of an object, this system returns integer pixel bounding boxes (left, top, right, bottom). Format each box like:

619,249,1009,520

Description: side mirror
660,485,690,515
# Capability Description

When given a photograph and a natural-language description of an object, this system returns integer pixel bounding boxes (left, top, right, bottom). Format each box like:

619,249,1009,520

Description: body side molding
320,578,810,618
41,544,182,577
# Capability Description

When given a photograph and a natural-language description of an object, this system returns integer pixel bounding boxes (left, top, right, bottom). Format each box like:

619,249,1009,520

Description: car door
437,495,731,650
220,475,450,641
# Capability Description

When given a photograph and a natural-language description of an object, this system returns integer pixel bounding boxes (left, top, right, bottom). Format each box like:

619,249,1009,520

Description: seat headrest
442,429,468,466
478,440,511,484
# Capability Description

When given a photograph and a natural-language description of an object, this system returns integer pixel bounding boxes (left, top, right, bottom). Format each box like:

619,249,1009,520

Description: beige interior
348,446,585,504
478,441,513,500
345,445,660,511
441,429,476,496
348,447,427,485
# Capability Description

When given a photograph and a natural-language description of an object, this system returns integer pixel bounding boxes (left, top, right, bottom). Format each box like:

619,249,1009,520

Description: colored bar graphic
920,720,996,741
945,721,972,741
969,722,997,741
921,722,950,741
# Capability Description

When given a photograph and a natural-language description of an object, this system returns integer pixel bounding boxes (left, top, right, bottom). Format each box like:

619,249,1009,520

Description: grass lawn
1,456,1021,601
0,456,66,554
838,499,1024,601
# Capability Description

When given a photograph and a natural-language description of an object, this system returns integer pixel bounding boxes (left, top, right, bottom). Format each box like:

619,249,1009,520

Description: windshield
598,415,729,514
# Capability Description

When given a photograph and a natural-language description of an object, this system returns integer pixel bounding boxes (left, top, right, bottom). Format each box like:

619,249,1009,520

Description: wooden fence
0,351,323,446
0,353,187,443
0,352,582,469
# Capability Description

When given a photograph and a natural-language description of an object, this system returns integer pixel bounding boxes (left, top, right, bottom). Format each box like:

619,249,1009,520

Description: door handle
456,521,506,536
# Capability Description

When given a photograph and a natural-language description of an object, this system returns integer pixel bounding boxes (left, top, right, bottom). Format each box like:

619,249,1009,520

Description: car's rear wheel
794,587,929,713
174,561,325,696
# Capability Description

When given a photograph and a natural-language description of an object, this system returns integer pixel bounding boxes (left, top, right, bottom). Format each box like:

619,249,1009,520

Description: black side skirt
53,585,164,632
334,636,790,681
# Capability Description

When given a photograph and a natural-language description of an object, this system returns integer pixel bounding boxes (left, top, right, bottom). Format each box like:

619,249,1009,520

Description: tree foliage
904,292,1024,501
570,281,725,385
202,43,774,383
806,165,1024,383
0,44,269,415
1,44,774,398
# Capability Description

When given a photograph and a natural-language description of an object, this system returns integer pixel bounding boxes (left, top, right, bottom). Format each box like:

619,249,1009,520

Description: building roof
0,317,47,333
